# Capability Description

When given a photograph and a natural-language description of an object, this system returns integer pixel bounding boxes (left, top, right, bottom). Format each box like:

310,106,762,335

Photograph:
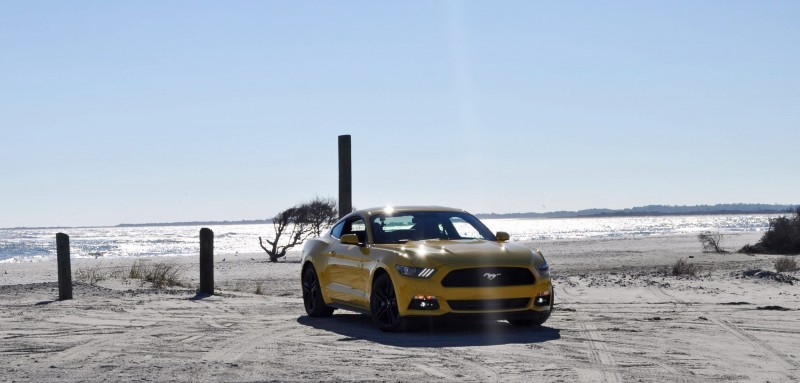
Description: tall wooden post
56,233,72,300
338,134,352,218
199,228,214,295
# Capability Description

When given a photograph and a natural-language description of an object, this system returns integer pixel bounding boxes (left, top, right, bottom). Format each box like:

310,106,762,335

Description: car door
326,216,372,308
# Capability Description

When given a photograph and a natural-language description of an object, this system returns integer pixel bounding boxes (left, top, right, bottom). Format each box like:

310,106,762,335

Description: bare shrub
302,197,338,237
75,266,106,285
774,256,798,273
698,231,727,253
259,197,338,262
671,259,699,277
254,280,264,295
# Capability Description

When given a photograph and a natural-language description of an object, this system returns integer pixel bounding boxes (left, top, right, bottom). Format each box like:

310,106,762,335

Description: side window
350,220,365,232
343,218,367,243
330,221,345,239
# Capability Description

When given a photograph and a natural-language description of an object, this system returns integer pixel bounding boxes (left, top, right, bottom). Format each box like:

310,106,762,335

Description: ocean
0,214,776,263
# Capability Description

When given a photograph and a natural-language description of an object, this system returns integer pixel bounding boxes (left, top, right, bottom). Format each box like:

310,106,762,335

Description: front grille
447,298,531,311
441,267,535,287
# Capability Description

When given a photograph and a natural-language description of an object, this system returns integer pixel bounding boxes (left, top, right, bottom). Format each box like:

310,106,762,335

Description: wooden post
199,228,214,295
338,134,352,218
56,233,72,300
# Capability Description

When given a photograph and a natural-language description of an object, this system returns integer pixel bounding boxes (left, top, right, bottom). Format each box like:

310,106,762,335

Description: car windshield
369,211,496,244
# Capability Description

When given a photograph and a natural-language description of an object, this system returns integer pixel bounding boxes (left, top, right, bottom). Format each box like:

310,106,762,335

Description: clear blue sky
2,1,798,228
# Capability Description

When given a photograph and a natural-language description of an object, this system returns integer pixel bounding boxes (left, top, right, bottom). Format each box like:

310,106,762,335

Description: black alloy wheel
370,273,408,332
302,266,334,317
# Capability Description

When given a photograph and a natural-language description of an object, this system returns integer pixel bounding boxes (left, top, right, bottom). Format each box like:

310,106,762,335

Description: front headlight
537,260,550,273
395,265,436,278
534,249,550,275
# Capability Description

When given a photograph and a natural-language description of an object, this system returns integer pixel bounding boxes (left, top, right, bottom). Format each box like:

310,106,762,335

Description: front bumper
390,265,553,317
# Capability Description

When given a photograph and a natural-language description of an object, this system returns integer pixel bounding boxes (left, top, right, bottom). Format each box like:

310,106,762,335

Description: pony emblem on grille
483,273,501,280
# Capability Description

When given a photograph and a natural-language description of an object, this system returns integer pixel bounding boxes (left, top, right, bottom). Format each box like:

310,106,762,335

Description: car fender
364,248,417,309
302,237,336,304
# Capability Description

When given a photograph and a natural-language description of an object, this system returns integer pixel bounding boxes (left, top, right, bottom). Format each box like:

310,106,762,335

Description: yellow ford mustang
300,206,553,331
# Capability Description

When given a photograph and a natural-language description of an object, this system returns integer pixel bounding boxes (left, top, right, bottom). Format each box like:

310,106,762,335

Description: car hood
372,239,535,268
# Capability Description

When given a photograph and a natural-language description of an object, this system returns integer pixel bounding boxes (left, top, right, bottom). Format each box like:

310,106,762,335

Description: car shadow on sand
297,313,560,347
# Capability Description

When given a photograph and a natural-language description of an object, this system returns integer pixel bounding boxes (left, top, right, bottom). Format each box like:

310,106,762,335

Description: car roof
356,206,466,216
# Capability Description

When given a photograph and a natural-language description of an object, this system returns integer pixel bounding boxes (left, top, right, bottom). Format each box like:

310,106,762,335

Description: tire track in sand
202,321,301,364
647,285,690,312
413,362,457,380
650,285,799,381
643,286,696,382
558,287,622,383
708,317,799,380
444,349,501,383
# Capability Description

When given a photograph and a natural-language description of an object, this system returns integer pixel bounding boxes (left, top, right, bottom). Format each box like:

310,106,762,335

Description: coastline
0,214,778,264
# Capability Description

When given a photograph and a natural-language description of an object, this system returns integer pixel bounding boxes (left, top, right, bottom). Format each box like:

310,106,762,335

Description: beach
1,231,798,382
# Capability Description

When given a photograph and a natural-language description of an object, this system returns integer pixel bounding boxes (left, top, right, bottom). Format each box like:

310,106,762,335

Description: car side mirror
495,231,510,242
340,234,361,246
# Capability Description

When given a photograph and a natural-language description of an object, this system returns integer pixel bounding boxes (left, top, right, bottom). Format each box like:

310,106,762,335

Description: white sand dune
1,232,798,382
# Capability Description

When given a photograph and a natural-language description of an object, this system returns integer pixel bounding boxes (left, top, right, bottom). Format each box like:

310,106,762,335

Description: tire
370,273,409,332
302,266,334,317
507,318,536,327
507,311,550,326
508,288,553,326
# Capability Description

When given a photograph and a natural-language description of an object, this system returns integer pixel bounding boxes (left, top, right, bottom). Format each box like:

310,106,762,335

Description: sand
1,232,799,382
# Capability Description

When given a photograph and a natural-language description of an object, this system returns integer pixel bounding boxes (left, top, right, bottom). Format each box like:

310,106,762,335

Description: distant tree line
477,203,798,219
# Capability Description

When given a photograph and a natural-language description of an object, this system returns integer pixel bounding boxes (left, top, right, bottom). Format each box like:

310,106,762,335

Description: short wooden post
56,233,72,300
338,134,352,218
199,228,214,295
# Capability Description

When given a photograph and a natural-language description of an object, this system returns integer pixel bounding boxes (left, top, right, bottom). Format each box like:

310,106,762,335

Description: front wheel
370,273,409,332
509,288,553,326
302,266,334,317
507,311,550,327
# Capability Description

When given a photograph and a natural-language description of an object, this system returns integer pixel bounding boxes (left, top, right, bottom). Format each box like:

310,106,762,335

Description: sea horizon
2,202,795,231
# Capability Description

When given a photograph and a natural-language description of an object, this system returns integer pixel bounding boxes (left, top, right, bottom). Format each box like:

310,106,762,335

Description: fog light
409,295,439,310
534,291,551,306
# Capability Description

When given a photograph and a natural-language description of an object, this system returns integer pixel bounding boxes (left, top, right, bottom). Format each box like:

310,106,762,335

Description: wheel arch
371,266,389,287
301,260,316,275
301,260,332,305
369,265,393,300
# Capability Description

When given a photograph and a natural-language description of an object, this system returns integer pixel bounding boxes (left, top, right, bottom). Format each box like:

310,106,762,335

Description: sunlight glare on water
481,215,774,241
0,224,276,263
0,215,776,262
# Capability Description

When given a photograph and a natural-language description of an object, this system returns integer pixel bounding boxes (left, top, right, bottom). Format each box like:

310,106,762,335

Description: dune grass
129,260,187,288
74,266,106,285
774,256,798,273
670,259,699,277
